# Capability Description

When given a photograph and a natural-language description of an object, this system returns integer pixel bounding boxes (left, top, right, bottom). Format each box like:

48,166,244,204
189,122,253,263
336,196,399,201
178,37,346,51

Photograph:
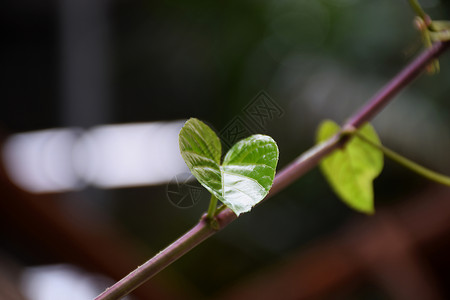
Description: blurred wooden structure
219,186,450,300
0,138,190,300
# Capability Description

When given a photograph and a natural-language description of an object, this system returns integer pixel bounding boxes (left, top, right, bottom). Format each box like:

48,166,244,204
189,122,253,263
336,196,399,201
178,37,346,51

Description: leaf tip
355,204,375,215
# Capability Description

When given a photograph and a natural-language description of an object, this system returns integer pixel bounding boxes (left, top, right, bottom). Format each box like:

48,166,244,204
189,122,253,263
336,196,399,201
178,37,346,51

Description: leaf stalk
354,132,450,186
206,194,218,219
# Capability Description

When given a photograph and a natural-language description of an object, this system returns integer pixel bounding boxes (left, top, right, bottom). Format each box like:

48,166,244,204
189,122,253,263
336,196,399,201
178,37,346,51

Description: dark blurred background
1,0,450,299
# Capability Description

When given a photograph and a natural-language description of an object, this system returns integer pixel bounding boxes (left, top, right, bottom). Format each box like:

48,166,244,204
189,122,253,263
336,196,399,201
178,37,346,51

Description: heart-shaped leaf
179,118,279,216
316,120,383,214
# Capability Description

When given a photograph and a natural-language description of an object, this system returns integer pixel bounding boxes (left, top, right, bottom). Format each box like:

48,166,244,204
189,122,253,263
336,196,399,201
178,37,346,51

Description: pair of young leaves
179,118,279,216
179,118,383,216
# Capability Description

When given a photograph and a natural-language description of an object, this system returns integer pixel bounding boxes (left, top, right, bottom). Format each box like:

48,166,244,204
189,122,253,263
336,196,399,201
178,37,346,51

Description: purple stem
347,41,449,128
95,41,449,300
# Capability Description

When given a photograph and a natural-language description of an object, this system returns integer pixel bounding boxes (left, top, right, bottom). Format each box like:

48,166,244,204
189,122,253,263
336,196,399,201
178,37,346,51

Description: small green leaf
179,118,279,216
179,118,222,201
222,134,279,215
316,120,383,214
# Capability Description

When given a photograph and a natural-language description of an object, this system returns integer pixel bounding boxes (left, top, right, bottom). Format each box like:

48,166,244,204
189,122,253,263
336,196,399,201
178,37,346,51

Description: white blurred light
74,121,189,188
2,128,83,193
20,264,117,300
1,121,190,193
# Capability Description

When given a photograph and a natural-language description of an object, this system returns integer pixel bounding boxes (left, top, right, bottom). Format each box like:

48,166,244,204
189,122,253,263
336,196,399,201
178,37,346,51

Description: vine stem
95,41,449,300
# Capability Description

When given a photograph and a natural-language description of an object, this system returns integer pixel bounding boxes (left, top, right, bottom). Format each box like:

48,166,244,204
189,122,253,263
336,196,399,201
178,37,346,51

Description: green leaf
179,118,279,216
178,118,222,199
221,135,279,215
316,120,383,214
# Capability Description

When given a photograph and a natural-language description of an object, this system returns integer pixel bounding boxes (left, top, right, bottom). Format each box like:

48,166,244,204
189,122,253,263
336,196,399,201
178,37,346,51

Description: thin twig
354,131,450,186
95,41,449,300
